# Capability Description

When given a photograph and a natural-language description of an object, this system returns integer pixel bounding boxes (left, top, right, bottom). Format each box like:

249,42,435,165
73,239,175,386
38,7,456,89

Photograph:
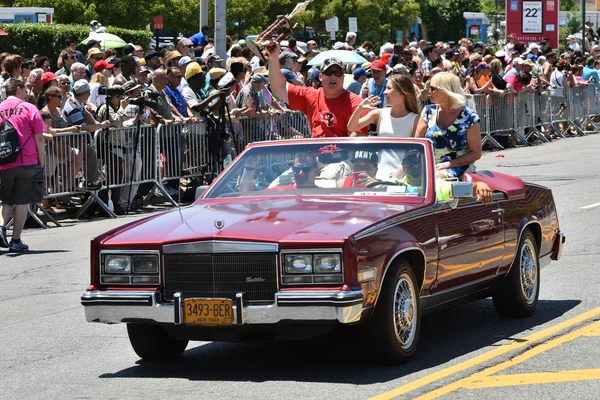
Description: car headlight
105,255,131,274
133,255,159,274
314,254,341,273
284,255,313,273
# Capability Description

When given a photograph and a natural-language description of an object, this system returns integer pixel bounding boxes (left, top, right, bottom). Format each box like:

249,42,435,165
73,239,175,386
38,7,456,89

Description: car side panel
355,213,438,309
496,184,559,275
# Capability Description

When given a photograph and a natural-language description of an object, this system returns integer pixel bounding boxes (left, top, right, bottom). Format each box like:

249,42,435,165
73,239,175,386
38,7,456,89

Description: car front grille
163,253,278,304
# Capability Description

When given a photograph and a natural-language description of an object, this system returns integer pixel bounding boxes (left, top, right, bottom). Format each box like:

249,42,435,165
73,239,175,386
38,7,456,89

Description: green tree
421,0,482,42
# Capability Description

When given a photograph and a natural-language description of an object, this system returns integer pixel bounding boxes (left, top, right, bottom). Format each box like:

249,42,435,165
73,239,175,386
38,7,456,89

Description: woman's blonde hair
90,72,108,85
430,72,466,109
389,75,421,115
489,58,503,75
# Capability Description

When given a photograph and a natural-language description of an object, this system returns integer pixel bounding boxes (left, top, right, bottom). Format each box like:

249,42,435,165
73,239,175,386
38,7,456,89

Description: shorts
0,164,45,205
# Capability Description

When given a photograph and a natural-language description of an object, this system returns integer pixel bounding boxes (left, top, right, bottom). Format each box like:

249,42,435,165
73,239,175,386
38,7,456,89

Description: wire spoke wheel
519,239,538,305
393,272,417,350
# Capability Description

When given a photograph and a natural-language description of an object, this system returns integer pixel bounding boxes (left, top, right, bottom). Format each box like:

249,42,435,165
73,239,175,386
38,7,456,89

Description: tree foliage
420,0,482,42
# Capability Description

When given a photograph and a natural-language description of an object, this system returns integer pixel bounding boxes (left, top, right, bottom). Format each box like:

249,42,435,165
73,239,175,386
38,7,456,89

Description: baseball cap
528,43,540,50
218,72,236,88
184,62,204,80
122,80,141,93
353,67,370,78
321,57,344,72
351,150,378,165
87,39,101,49
476,62,489,69
207,55,223,64
93,59,114,72
392,64,409,74
87,48,104,60
333,42,347,50
370,60,386,71
279,51,299,63
40,72,57,86
251,74,269,84
495,50,506,58
178,56,193,68
310,67,321,83
144,50,161,61
513,57,524,65
73,79,91,94
139,66,151,74
445,50,459,58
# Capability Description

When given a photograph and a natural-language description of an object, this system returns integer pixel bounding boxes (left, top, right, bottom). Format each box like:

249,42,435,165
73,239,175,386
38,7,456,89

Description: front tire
493,229,540,317
366,259,421,364
127,323,189,361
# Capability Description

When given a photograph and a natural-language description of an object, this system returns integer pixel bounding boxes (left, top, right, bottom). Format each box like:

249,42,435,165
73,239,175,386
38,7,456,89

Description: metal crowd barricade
569,85,596,134
95,124,176,211
43,131,115,219
274,110,311,139
514,91,547,144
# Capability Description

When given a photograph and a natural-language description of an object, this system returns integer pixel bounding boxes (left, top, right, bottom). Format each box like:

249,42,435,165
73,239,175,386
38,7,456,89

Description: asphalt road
1,135,599,399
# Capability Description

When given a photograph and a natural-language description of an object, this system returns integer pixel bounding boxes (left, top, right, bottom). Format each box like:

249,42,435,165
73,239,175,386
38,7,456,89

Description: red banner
154,15,163,30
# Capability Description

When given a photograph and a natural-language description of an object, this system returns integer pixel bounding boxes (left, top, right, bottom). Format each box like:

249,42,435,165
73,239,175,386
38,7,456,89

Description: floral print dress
421,104,480,178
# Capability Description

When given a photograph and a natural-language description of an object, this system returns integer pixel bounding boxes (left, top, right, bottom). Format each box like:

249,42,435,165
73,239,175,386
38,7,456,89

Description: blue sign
510,0,518,11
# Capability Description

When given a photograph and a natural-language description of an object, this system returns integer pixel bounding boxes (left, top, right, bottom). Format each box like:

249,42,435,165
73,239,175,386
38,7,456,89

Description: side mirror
195,185,209,200
449,181,473,209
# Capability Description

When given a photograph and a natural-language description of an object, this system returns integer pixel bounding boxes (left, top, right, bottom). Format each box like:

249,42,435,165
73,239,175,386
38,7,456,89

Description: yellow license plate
183,298,234,325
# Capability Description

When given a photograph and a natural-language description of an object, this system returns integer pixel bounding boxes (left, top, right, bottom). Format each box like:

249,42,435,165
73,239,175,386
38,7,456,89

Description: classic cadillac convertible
82,138,564,363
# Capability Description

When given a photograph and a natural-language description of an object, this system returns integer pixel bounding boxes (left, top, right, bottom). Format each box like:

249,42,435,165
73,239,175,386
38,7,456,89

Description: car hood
102,198,421,246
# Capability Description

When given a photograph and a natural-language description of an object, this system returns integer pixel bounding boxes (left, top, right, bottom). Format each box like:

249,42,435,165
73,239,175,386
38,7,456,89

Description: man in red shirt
267,42,368,137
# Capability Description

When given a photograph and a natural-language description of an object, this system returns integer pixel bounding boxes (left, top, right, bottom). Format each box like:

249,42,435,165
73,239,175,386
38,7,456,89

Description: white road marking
581,202,600,210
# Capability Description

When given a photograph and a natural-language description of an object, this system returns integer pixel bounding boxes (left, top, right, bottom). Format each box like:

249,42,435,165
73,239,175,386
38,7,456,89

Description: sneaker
0,226,8,248
8,239,29,253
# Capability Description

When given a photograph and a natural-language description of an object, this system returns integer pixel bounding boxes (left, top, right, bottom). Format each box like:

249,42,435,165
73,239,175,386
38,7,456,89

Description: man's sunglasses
322,69,344,77
60,81,71,86
292,165,315,173
186,44,194,48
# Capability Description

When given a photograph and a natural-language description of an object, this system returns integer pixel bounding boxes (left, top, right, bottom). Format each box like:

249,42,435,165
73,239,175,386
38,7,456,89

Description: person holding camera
95,85,130,128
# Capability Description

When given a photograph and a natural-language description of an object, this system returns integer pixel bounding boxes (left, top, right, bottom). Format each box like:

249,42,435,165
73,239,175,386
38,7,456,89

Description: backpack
0,100,31,165
0,114,21,165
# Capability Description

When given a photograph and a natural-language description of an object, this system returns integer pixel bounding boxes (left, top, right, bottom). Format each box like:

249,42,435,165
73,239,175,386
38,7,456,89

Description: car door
431,196,505,294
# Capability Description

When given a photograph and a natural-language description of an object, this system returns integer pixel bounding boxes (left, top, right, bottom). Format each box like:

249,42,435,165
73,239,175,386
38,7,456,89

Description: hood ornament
214,219,225,232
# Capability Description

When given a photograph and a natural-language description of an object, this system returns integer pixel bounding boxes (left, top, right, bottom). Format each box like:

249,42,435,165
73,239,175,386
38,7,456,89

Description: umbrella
307,50,367,66
81,32,127,49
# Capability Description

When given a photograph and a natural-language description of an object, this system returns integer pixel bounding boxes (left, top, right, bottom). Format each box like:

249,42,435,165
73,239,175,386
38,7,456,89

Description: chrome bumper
81,290,364,325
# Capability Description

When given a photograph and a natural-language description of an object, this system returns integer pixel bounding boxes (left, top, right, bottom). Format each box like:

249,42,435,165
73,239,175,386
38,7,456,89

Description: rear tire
366,259,421,364
127,323,189,361
493,229,540,317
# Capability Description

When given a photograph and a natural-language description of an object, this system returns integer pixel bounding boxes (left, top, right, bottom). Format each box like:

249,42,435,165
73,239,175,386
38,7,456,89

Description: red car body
82,138,564,362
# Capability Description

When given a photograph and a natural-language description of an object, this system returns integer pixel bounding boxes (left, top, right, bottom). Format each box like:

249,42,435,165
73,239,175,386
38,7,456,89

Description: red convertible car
82,138,564,363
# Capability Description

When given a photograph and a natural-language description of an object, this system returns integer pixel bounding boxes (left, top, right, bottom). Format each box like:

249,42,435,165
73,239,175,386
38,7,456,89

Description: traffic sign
154,15,163,30
325,16,339,33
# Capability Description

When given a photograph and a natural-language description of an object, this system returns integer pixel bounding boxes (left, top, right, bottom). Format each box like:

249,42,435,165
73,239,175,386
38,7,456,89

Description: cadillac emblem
214,219,225,231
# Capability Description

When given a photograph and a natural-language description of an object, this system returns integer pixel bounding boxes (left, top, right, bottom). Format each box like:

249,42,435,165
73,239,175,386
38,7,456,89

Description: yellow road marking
464,369,600,389
370,307,600,400
414,320,600,399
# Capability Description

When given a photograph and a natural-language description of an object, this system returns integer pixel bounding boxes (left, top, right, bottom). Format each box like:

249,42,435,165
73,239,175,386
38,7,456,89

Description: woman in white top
347,74,421,178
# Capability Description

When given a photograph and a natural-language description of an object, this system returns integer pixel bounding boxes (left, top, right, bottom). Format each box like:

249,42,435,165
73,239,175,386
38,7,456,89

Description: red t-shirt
287,85,368,138
504,74,523,93
0,97,45,170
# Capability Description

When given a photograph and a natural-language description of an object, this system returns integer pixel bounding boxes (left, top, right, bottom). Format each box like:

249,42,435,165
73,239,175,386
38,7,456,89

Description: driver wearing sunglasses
238,152,320,191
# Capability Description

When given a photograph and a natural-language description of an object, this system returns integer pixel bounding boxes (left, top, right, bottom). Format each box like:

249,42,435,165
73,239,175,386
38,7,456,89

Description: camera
97,86,126,97
128,92,159,111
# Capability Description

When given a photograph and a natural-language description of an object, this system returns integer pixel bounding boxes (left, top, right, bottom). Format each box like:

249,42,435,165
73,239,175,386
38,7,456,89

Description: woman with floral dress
415,72,482,179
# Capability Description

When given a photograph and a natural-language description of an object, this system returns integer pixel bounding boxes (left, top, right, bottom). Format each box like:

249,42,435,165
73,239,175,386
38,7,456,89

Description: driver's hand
474,182,493,204
356,172,378,187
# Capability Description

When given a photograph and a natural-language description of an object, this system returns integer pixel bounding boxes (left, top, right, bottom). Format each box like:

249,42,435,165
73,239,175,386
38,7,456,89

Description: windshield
204,142,428,199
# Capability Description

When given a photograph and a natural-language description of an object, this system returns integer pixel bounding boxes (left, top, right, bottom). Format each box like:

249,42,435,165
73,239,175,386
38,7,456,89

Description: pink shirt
0,97,45,170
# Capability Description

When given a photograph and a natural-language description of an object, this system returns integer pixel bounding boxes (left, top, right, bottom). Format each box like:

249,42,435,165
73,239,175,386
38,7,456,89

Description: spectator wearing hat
567,35,581,52
182,62,219,119
88,59,115,108
346,68,370,95
62,79,107,189
36,72,59,109
361,60,388,108
309,67,321,89
268,42,368,137
164,51,183,69
85,48,105,81
526,43,540,61
279,52,303,86
113,55,138,86
177,56,193,90
144,50,162,74
235,72,270,117
504,57,524,77
136,66,151,90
